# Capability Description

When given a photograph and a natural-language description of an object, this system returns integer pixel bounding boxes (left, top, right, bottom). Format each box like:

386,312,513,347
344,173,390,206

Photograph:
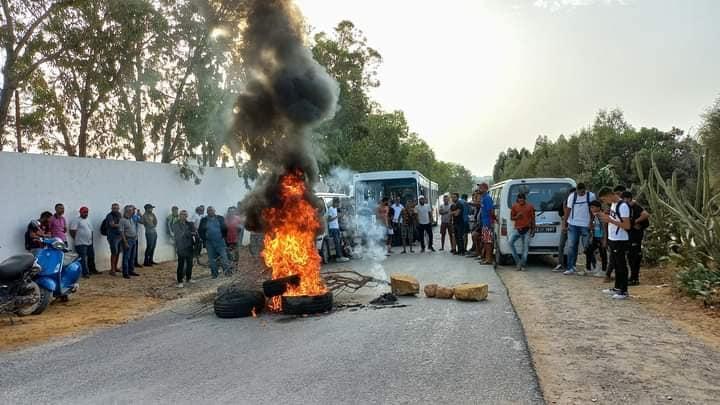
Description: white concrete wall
0,152,250,266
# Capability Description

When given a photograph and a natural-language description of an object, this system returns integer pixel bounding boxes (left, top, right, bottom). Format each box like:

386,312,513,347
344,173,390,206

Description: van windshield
507,183,573,213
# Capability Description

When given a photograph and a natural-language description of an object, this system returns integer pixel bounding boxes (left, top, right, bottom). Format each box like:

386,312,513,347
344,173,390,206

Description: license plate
536,226,556,233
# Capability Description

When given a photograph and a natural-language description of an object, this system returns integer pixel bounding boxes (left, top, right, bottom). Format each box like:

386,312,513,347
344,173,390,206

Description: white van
488,178,576,266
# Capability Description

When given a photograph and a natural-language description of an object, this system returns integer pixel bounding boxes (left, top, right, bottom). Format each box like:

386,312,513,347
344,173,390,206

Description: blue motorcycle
33,238,83,308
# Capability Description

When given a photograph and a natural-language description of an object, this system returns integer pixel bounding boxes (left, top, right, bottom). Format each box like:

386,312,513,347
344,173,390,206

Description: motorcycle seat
0,253,35,280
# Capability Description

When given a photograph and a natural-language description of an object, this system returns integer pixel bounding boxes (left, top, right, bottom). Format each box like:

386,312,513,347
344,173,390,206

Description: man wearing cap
142,204,159,266
70,206,99,278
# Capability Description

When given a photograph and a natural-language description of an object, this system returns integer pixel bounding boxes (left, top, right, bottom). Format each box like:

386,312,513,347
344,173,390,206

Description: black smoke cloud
234,0,338,232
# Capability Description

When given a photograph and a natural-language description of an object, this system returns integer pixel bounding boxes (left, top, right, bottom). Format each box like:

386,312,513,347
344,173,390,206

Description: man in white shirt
390,195,404,235
563,183,595,275
70,206,99,278
438,195,453,251
598,187,632,299
415,196,435,253
327,198,349,262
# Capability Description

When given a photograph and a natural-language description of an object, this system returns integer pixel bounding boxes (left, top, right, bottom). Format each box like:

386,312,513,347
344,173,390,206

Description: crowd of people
23,202,248,288
370,180,649,301
374,183,497,261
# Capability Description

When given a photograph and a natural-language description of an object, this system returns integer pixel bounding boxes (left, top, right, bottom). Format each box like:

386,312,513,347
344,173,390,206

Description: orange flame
262,169,327,312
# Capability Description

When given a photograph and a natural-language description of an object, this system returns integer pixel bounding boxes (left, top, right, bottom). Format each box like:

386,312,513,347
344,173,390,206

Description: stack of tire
213,285,265,319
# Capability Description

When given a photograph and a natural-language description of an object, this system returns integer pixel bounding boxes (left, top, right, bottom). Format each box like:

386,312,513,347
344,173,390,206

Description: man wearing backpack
102,203,123,276
622,191,650,285
562,183,595,275
598,187,632,299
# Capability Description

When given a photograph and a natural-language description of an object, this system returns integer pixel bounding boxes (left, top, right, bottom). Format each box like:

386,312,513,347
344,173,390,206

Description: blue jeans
75,244,96,275
122,239,137,276
206,238,231,277
329,228,342,259
567,225,589,271
510,230,530,267
144,231,157,264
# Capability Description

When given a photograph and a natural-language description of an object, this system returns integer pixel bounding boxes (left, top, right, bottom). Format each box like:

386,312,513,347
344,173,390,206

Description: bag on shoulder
100,217,110,236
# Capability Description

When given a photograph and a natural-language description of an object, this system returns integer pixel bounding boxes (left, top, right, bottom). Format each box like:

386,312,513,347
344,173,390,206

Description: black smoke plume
234,0,338,232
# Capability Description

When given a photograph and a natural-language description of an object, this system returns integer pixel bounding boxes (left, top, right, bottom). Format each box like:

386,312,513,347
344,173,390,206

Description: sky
295,0,720,176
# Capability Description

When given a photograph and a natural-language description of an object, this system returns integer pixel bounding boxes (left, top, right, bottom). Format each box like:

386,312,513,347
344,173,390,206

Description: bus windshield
355,178,418,212
506,183,573,213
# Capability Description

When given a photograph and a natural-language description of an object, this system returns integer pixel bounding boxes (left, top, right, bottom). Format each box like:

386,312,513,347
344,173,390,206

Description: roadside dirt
497,266,720,405
0,249,268,352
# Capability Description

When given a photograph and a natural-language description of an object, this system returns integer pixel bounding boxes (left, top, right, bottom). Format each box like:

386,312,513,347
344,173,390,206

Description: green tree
0,0,76,149
311,20,381,172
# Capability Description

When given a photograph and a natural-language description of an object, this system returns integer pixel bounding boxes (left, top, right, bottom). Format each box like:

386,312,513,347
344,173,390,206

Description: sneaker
337,257,350,263
429,247,436,252
129,272,140,277
188,279,196,284
602,288,619,295
611,293,629,300
563,270,576,275
576,270,587,276
177,283,184,288
552,265,564,272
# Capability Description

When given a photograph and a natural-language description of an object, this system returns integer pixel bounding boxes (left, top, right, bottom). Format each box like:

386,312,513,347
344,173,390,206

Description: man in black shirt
622,191,650,285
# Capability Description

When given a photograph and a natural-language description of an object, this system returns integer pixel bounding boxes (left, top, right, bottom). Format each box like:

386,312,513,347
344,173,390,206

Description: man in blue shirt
199,206,232,278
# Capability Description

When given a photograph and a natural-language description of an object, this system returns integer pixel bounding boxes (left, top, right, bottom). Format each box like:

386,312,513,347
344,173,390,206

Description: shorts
481,226,493,243
107,236,122,255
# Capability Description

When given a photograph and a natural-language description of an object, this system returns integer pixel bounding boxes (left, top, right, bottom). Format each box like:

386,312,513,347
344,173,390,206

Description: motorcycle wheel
15,282,52,316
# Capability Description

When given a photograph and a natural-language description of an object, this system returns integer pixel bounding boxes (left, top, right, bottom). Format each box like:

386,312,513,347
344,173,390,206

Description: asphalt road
0,250,543,404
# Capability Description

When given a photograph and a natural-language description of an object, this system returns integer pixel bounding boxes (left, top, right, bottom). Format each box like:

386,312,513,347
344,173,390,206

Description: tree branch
15,0,77,54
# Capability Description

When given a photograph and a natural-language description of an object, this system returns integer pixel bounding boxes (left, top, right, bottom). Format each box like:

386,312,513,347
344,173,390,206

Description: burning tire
214,289,265,319
281,291,333,315
262,275,300,298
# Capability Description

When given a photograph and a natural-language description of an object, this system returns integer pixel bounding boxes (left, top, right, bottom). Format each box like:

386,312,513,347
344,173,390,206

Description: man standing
377,197,392,255
416,196,435,253
438,195,453,251
50,203,68,245
563,183,593,275
390,196,404,246
328,198,350,262
599,187,632,299
119,205,140,279
623,191,650,285
400,199,417,254
173,210,197,288
131,206,144,268
553,188,574,272
104,203,123,276
478,183,495,265
142,204,159,266
166,206,180,241
199,206,232,278
70,207,99,278
191,205,205,231
509,193,535,271
451,193,466,255
191,205,206,264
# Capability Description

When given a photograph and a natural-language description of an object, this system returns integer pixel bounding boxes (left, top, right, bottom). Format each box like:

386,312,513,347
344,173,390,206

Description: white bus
353,170,440,225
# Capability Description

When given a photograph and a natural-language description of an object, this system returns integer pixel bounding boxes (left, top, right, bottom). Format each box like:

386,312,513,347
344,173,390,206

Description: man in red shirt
509,193,535,271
